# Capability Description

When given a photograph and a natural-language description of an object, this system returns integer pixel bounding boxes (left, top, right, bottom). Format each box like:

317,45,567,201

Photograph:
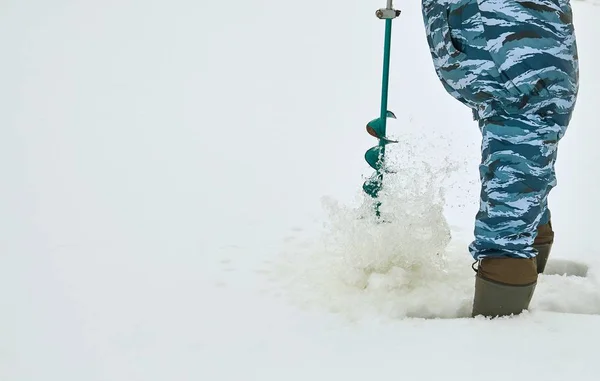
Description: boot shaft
534,222,554,273
472,257,538,317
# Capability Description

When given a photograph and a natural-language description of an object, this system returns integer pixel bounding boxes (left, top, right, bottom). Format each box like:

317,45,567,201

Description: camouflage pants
422,0,579,259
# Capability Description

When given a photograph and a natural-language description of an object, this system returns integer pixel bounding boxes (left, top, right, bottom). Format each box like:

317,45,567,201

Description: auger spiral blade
366,115,399,143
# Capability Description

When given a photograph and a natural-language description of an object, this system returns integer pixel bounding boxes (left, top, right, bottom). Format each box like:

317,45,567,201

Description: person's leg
470,111,569,317
469,113,560,260
535,170,555,274
536,187,554,273
422,0,578,316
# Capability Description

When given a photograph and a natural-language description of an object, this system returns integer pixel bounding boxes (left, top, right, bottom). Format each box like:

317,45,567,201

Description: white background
1,1,599,380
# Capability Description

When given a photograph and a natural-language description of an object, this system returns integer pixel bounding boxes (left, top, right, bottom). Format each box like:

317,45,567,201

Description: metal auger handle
376,0,401,19
376,8,402,19
362,1,401,217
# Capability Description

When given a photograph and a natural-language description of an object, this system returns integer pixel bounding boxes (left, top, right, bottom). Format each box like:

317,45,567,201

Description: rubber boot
472,257,538,318
534,221,554,274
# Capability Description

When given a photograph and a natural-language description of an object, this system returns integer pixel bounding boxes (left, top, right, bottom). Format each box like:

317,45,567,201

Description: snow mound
274,205,600,320
534,261,600,315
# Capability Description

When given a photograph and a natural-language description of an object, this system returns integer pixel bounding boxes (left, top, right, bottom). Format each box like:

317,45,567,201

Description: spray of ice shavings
272,140,476,320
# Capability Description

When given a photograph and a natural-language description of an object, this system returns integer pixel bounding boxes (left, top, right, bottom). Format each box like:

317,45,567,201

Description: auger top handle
376,1,401,19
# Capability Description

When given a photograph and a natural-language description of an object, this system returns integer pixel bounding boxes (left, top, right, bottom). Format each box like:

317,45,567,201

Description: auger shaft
379,18,393,157
363,2,401,217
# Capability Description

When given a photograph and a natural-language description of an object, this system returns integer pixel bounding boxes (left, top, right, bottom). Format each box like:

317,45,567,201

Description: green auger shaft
363,2,401,216
380,18,393,147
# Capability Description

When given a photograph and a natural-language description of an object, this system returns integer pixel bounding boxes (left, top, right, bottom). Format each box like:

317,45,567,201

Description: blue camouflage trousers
422,0,579,259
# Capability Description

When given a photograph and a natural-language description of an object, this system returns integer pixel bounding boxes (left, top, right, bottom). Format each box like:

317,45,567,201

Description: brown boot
534,221,554,274
472,257,538,318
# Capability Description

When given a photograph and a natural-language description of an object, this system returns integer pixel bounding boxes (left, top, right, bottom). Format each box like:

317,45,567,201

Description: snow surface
2,0,600,380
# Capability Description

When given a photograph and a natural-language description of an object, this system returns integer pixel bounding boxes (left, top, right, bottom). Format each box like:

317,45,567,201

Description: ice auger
363,1,401,216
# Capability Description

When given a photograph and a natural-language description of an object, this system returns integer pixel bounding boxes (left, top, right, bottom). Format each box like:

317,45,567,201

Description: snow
1,0,600,380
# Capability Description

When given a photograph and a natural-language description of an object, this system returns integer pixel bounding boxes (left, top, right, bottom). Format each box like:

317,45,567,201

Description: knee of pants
479,143,557,195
